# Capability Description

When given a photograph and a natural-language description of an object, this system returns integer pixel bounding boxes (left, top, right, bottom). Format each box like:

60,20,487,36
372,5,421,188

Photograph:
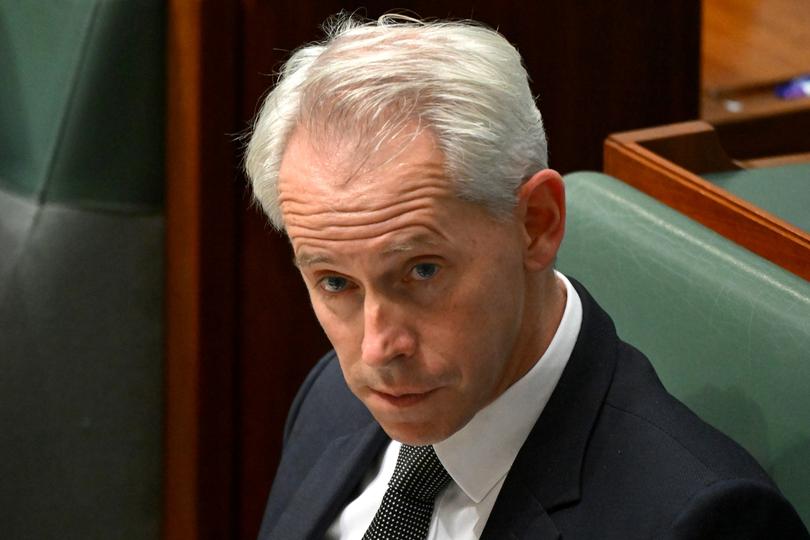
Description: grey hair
245,13,548,230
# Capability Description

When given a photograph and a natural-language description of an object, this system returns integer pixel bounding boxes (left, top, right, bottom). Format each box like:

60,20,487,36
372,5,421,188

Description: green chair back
558,171,810,528
0,2,165,538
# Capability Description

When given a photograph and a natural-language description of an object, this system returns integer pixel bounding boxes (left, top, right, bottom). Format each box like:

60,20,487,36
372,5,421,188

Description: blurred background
0,0,808,539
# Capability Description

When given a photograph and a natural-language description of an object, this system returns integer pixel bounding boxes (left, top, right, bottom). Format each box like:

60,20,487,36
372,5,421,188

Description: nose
360,293,416,366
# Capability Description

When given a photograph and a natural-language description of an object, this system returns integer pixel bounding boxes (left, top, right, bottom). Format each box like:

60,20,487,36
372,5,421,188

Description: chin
378,418,457,446
386,430,444,446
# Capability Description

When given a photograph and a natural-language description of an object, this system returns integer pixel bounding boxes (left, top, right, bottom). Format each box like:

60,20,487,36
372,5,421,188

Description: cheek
314,308,366,393
421,289,516,377
310,299,360,359
439,262,525,378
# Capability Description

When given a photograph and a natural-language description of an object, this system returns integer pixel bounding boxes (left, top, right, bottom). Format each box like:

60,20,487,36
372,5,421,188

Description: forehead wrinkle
290,221,450,252
278,164,449,213
280,184,454,239
293,233,439,269
291,223,451,271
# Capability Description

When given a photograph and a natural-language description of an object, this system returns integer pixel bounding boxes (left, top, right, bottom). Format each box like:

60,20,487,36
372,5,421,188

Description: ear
516,169,565,271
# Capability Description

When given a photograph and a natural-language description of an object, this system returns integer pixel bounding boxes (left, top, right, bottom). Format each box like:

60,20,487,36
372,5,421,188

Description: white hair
245,13,548,230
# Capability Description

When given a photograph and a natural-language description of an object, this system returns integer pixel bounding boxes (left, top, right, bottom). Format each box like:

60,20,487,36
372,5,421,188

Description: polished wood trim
609,121,738,174
165,2,240,539
604,119,810,281
165,2,202,538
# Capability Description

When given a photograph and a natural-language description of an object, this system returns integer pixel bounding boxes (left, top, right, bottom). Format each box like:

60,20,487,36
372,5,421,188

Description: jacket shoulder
604,341,772,485
283,350,373,444
261,351,376,528
576,341,807,537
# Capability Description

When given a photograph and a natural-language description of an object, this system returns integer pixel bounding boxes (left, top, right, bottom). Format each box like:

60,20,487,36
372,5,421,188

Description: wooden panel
712,106,810,160
236,205,332,540
703,0,810,90
621,121,738,174
702,0,810,121
604,113,810,281
237,4,344,539
240,0,700,176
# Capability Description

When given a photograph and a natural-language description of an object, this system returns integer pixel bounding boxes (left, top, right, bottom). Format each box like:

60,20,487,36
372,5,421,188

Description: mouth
370,388,438,408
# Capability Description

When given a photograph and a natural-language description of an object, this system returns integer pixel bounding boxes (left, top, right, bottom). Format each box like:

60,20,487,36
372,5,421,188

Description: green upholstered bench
0,2,165,538
703,163,810,234
558,171,810,529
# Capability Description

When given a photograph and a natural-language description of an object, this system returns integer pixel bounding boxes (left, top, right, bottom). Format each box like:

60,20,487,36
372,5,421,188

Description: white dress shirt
326,272,583,539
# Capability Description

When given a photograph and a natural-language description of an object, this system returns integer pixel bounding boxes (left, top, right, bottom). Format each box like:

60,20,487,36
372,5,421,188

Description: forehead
277,127,471,249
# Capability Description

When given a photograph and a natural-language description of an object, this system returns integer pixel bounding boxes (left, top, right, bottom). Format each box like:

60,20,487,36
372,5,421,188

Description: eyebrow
293,233,442,269
293,252,334,269
380,234,440,256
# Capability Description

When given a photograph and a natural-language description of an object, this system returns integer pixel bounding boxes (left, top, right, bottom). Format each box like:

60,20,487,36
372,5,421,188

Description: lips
370,388,437,407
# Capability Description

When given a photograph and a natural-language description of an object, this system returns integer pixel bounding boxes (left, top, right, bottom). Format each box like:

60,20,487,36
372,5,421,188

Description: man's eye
319,276,350,293
410,263,439,281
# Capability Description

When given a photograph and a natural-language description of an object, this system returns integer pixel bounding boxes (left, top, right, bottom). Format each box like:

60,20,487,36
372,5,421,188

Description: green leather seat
703,163,810,233
0,2,165,538
558,171,810,529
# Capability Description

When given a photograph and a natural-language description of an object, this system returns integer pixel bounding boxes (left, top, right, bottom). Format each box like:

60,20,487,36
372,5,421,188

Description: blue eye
320,276,349,292
411,263,439,281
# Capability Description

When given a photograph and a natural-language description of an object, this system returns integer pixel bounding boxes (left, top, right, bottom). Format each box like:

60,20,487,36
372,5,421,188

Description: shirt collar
433,272,583,503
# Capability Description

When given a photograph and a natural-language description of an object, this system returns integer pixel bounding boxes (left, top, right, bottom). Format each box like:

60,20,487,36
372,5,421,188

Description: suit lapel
482,279,618,539
481,478,561,539
267,420,388,540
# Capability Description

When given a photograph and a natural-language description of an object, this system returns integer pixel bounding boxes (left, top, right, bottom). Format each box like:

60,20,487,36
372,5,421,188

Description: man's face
278,128,542,445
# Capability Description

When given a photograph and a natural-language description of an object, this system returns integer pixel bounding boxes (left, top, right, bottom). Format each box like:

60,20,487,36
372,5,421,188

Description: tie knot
389,444,451,502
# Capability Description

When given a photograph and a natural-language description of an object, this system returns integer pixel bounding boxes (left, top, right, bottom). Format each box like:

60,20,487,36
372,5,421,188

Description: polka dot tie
363,444,451,539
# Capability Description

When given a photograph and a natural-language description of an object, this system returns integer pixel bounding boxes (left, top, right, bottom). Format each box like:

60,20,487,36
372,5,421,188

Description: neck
497,269,567,399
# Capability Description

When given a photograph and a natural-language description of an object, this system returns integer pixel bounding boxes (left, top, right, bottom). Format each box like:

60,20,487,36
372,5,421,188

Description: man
245,14,808,539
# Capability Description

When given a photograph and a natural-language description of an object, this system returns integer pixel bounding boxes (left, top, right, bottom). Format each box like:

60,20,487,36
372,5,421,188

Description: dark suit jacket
259,279,809,539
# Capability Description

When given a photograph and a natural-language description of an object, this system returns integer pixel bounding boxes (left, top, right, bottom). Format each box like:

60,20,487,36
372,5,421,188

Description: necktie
363,444,452,540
